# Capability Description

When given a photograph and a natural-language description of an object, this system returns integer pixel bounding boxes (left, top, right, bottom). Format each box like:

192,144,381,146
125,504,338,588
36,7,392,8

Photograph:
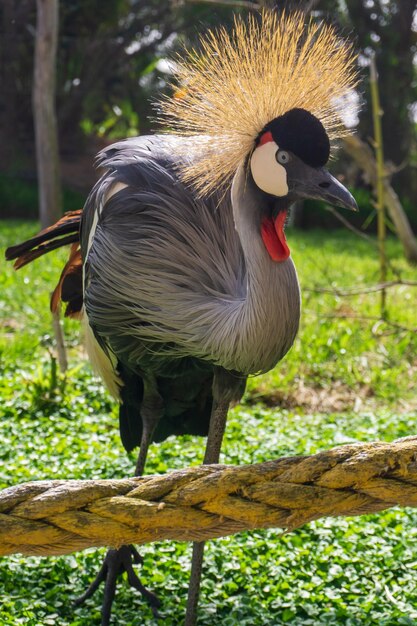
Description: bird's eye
276,150,290,165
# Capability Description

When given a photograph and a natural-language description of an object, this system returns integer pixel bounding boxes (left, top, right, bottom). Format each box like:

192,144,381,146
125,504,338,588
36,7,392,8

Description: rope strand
2,437,417,557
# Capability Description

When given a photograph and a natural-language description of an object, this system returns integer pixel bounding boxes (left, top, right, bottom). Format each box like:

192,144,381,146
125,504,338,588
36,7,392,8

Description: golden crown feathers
157,11,358,196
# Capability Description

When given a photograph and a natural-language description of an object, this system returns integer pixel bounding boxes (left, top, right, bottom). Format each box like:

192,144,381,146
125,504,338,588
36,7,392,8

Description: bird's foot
74,544,161,626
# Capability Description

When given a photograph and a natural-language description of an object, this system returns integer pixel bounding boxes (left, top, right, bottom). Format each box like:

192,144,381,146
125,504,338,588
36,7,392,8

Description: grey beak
314,169,358,211
290,165,358,212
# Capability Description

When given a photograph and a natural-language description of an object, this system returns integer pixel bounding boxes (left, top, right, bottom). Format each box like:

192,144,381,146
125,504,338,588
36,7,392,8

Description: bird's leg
75,379,163,626
184,369,246,626
74,546,160,623
184,399,229,626
135,381,164,476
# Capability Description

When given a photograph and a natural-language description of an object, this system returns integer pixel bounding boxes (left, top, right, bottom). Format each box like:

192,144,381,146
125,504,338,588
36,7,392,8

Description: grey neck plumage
223,163,301,374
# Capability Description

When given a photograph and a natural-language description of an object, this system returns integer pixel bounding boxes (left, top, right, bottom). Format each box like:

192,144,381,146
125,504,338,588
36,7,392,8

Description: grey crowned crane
6,11,358,626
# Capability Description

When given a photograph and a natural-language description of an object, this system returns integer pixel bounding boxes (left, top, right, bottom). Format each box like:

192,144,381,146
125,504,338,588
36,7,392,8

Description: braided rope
2,436,417,557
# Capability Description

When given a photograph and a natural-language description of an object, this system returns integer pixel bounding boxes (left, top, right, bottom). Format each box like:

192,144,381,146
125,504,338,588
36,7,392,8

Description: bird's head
158,11,359,264
249,107,357,261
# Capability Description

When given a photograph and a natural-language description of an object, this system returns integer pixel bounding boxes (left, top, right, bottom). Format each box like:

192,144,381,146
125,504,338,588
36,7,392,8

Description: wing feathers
5,210,82,265
51,243,83,318
5,210,83,317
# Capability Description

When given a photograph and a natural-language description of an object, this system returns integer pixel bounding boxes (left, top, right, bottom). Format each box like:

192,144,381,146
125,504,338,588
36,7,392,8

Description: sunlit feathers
157,11,358,196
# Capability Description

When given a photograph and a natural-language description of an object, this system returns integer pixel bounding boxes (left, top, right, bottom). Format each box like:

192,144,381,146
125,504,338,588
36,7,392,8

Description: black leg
184,541,206,626
75,379,163,626
101,551,119,626
184,369,244,626
74,560,108,605
135,383,163,476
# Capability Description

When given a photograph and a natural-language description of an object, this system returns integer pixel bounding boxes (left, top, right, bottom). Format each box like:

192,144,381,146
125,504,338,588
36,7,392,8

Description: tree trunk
343,135,417,266
33,0,61,228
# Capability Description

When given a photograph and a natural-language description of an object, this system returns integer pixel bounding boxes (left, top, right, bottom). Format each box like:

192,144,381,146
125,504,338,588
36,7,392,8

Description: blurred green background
1,0,416,229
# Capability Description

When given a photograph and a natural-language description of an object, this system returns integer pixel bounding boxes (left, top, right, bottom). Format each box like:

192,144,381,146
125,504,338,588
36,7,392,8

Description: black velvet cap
258,108,330,168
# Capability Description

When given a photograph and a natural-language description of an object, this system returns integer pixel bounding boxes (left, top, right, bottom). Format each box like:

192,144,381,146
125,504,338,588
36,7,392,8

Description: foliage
0,0,241,154
0,174,85,220
2,2,416,186
345,0,417,166
249,229,417,408
320,0,417,203
1,222,417,625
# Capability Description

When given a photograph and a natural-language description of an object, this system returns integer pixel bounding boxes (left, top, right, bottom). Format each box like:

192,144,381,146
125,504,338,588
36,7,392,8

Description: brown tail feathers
5,210,83,319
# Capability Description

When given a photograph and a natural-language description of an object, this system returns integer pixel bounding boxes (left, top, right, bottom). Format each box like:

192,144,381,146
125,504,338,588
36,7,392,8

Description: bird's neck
230,164,301,372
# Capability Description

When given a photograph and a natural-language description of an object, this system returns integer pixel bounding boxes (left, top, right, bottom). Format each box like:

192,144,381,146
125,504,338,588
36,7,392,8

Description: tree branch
342,134,417,265
304,280,417,297
324,205,375,244
320,313,417,335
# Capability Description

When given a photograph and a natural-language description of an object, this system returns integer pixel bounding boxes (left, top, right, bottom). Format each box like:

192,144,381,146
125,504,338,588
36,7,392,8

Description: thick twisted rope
2,437,417,557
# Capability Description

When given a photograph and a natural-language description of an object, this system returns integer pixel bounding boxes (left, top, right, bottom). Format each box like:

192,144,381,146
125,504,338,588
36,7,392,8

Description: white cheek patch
250,141,289,197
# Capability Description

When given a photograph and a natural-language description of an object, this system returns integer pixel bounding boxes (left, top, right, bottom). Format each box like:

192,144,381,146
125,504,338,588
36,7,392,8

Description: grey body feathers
81,135,300,446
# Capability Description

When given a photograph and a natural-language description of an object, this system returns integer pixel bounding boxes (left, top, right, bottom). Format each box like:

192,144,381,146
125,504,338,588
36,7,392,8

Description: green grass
1,221,417,625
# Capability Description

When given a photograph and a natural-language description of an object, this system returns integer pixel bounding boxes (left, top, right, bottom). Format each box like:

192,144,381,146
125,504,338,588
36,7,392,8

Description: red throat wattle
260,210,290,262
